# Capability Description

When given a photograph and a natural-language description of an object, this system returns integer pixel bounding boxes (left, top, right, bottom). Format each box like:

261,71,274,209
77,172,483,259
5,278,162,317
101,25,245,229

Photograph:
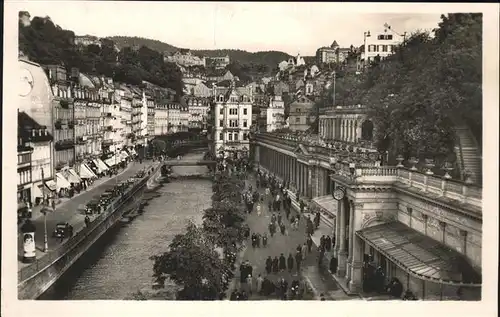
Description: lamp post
40,168,50,253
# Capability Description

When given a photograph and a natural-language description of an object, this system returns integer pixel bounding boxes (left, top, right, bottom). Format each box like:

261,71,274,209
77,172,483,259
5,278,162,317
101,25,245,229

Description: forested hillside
19,16,183,96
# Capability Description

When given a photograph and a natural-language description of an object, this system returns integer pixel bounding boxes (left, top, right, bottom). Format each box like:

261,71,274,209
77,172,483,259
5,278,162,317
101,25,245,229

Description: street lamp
40,168,52,252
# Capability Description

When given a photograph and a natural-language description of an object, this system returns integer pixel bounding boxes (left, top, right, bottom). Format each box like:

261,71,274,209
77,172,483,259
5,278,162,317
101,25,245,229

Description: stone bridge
251,132,482,300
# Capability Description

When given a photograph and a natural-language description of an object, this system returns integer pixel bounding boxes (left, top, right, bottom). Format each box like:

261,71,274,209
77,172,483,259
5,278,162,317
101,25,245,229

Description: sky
15,2,446,56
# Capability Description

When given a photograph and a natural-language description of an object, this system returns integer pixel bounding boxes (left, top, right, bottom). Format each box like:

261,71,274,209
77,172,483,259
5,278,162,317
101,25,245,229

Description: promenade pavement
17,161,157,269
228,174,354,300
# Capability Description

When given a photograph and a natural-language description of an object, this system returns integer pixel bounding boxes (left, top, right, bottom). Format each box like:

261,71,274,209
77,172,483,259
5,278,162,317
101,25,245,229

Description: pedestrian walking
295,251,302,273
256,203,262,216
277,213,282,224
257,274,264,294
307,236,313,252
280,222,286,235
272,256,279,273
265,256,272,274
287,253,294,273
279,253,287,272
262,233,268,247
325,235,332,252
246,274,253,295
301,243,307,259
256,233,261,248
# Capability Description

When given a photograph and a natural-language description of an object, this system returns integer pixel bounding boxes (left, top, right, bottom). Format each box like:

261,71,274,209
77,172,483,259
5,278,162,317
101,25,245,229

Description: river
39,153,212,300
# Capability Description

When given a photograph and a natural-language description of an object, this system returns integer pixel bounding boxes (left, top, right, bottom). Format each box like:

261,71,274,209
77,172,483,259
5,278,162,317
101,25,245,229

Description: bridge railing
18,165,159,283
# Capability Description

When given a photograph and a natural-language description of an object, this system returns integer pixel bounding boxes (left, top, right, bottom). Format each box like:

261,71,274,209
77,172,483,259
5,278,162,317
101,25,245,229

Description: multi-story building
184,96,210,130
145,93,156,140
204,55,230,69
45,65,75,171
179,103,190,132
206,69,234,83
17,120,34,212
316,40,352,66
74,35,102,47
164,49,205,67
263,95,286,132
115,85,134,147
18,58,57,202
18,111,55,204
212,81,253,158
361,27,404,66
154,102,169,136
167,103,181,134
131,87,143,144
288,95,316,131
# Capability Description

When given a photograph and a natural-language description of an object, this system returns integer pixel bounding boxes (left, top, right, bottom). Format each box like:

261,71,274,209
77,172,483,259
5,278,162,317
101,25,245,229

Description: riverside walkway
17,161,157,274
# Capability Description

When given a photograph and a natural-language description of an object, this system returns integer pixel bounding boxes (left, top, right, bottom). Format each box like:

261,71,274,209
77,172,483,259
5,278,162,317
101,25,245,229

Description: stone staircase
454,125,482,185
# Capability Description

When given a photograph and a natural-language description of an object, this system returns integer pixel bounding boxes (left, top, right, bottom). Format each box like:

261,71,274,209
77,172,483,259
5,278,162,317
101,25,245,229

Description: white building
167,103,181,133
154,103,169,135
361,26,404,65
164,49,205,67
115,86,134,147
265,95,286,132
140,91,149,141
185,96,210,130
213,81,253,158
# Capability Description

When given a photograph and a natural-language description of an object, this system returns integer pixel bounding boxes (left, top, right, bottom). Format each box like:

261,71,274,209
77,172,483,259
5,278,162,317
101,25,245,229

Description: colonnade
319,116,363,143
255,143,364,293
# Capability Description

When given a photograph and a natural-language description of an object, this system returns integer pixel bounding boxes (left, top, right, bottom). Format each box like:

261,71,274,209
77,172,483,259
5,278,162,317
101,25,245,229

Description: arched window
218,95,224,102
361,120,374,141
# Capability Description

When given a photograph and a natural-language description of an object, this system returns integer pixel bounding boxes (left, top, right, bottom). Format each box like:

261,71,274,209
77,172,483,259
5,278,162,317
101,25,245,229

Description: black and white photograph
2,1,499,316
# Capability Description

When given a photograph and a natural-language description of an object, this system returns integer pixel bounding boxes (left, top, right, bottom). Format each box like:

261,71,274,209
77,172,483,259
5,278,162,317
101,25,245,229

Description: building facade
185,96,210,130
288,96,316,131
164,49,205,67
204,55,230,69
212,82,253,158
252,131,482,300
146,94,156,140
154,103,169,136
179,102,190,132
361,28,403,66
167,103,181,134
264,95,286,132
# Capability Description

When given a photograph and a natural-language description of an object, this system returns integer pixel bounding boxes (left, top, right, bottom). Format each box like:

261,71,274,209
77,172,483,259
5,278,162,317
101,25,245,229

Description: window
243,120,248,128
388,45,393,52
387,34,393,40
234,133,239,141
220,108,223,115
229,119,238,127
295,117,300,123
218,95,224,102
229,108,238,115
228,133,232,141
243,133,248,140
219,120,223,127
377,35,384,40
243,108,247,115
382,45,388,52
219,133,223,141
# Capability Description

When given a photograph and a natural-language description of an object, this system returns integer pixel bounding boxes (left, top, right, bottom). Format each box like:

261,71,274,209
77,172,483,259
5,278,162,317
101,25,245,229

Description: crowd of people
229,170,326,301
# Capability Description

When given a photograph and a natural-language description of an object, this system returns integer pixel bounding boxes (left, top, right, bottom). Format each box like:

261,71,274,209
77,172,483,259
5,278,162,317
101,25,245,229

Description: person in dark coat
319,235,326,252
240,263,247,283
265,256,273,274
256,233,261,247
306,236,313,252
262,233,268,247
272,256,279,273
314,211,321,229
287,253,294,272
329,256,338,274
295,251,302,273
280,222,286,235
251,233,256,248
279,253,287,272
279,278,289,300
277,213,282,224
325,235,332,252
269,222,276,237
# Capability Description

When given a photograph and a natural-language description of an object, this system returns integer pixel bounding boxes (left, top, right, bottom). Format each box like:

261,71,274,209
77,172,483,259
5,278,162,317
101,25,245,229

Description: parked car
85,199,101,215
52,222,73,238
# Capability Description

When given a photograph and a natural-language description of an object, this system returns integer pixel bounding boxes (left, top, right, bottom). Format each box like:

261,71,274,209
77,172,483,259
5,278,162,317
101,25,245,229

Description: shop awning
121,151,129,160
79,163,97,179
96,158,109,171
356,222,481,286
67,168,82,183
312,195,338,217
105,155,117,167
38,180,57,196
56,173,71,190
92,159,104,174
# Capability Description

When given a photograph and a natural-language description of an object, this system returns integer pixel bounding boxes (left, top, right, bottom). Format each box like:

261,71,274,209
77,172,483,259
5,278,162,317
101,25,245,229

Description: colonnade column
336,199,348,277
334,198,341,258
340,120,344,141
346,201,355,282
349,203,364,293
331,118,336,141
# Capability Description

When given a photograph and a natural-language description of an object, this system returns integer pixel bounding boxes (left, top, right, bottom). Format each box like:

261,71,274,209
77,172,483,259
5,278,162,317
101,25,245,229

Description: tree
150,222,227,300
202,201,246,248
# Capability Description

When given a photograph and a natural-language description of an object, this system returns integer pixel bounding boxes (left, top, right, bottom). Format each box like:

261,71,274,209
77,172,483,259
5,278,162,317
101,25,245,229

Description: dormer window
218,95,224,102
